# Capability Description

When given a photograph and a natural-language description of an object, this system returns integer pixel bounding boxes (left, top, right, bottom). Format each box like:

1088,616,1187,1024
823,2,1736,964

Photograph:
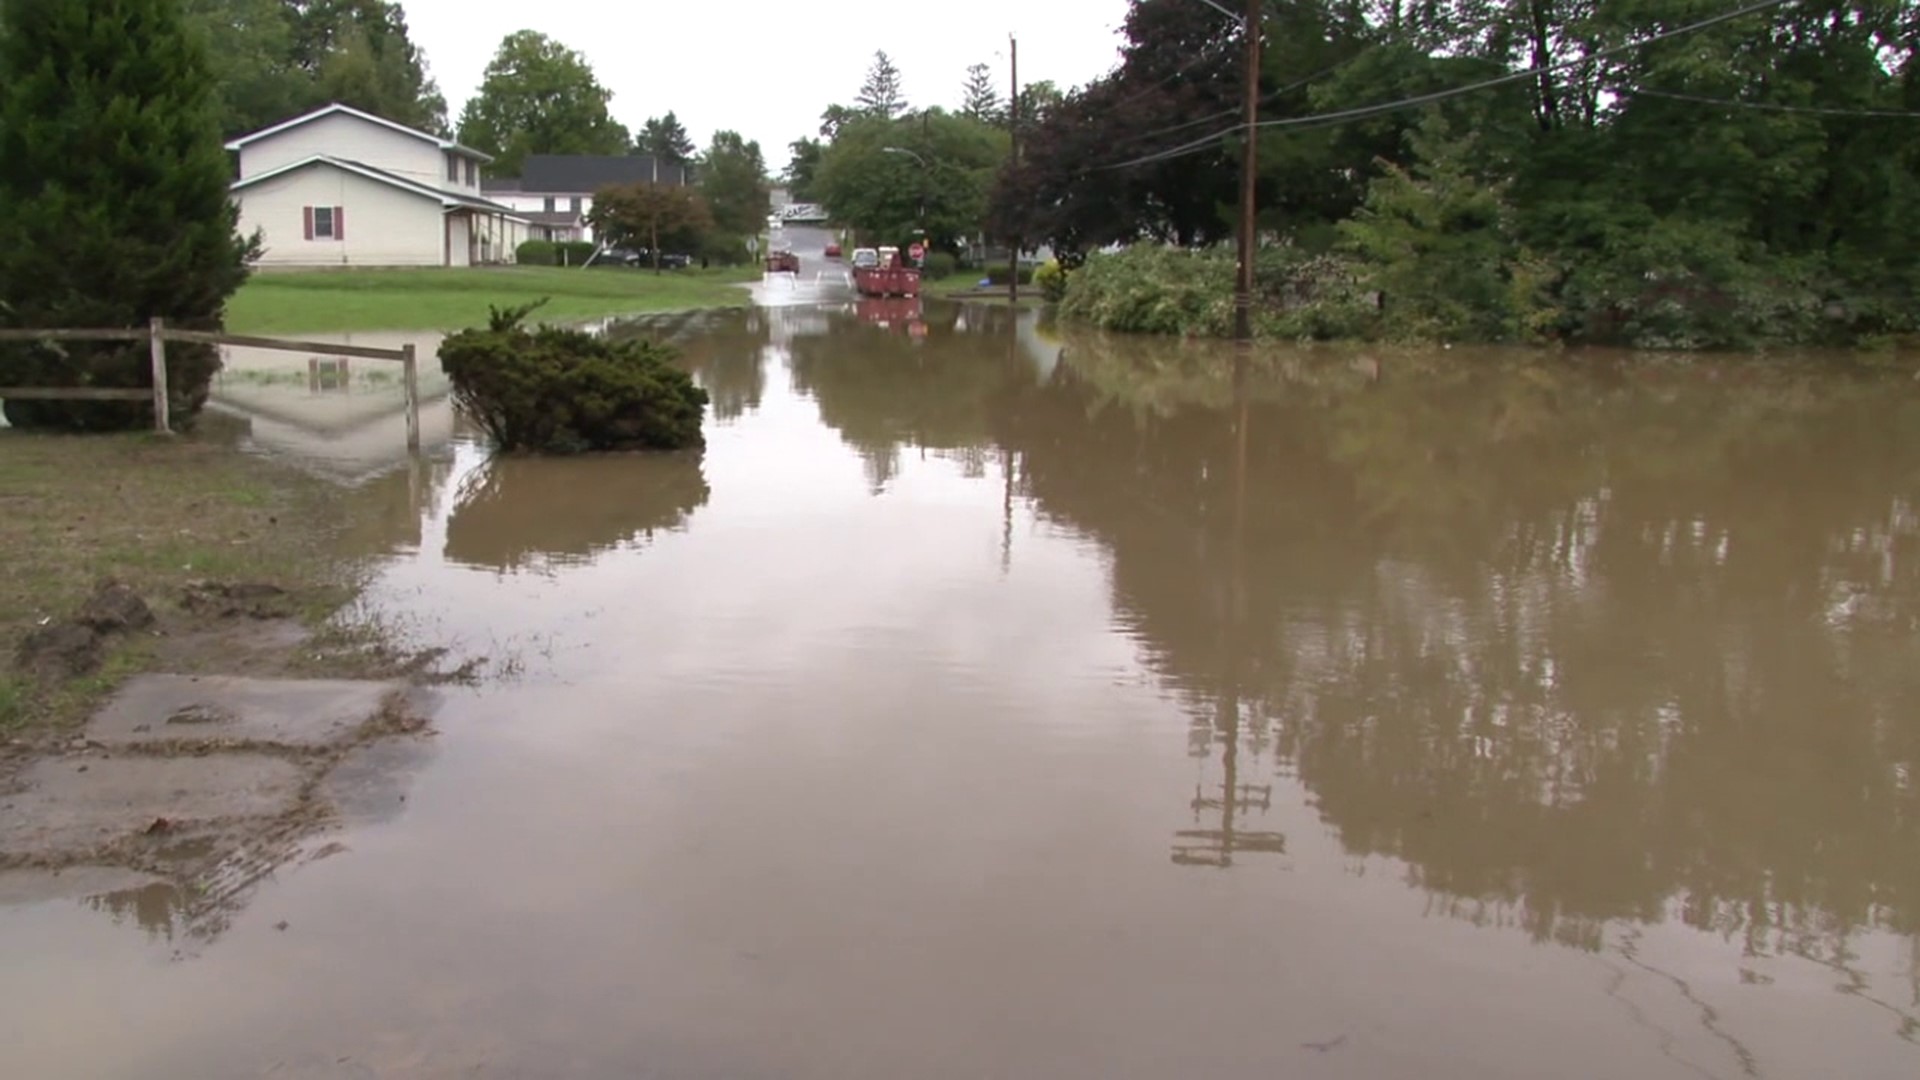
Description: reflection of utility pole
1172,361,1282,867
1008,34,1020,305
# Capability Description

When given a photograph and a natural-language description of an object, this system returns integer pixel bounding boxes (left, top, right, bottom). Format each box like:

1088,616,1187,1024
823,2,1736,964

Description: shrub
440,301,709,454
1034,260,1070,303
556,241,598,266
923,252,958,280
1058,247,1234,336
985,265,1037,286
0,0,254,431
699,232,751,266
515,239,557,266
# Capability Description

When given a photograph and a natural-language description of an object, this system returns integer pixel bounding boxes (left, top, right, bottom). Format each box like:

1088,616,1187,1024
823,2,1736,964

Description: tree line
993,0,1920,348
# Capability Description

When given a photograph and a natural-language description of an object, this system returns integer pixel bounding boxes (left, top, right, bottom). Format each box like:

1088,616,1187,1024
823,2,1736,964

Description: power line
1629,87,1920,117
1098,0,1801,172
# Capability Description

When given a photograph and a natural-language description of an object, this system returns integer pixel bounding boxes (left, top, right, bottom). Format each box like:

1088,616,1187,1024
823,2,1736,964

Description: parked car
608,248,692,269
824,242,843,259
850,247,880,269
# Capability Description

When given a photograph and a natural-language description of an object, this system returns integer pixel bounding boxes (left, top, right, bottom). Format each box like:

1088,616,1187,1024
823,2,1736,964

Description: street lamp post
881,146,930,255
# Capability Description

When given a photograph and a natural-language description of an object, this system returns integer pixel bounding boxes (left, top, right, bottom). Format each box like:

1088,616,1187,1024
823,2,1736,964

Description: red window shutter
303,206,315,240
334,206,346,241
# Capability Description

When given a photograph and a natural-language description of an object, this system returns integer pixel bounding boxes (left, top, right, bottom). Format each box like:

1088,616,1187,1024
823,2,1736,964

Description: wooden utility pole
1234,0,1261,344
1008,34,1020,305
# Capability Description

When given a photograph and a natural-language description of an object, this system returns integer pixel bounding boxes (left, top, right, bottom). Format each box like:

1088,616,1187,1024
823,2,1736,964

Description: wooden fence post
401,343,420,451
148,316,171,434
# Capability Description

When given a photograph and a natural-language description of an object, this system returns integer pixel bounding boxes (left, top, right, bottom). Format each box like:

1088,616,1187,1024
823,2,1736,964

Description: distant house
483,155,693,244
227,103,529,267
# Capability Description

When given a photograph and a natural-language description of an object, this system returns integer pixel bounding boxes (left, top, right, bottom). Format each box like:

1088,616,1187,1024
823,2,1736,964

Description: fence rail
0,318,421,449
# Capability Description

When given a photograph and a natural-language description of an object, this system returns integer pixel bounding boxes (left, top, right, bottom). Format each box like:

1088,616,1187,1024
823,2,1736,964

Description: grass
0,430,351,739
227,264,760,335
924,276,1048,306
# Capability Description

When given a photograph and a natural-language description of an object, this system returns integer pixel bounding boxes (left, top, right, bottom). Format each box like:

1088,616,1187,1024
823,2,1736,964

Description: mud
0,589,439,943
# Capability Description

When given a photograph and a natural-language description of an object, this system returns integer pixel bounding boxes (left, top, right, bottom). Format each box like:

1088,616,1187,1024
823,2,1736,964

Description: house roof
481,177,523,194
231,155,528,220
511,154,692,194
225,103,493,163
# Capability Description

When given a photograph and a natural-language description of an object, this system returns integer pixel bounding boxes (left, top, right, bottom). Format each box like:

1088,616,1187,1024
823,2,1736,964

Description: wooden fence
0,317,422,449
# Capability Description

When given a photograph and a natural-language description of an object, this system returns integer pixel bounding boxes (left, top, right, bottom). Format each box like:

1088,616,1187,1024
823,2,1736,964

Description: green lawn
227,265,760,335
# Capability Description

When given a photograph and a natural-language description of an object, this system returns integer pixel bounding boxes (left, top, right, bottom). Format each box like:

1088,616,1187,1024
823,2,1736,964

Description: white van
850,248,880,270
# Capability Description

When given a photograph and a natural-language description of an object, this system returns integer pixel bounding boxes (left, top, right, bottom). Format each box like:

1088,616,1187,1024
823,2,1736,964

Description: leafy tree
638,112,696,166
818,103,858,139
456,30,629,176
589,183,715,271
0,0,256,430
178,0,447,136
961,62,1002,123
855,50,907,118
815,109,1008,251
785,136,825,201
700,131,770,237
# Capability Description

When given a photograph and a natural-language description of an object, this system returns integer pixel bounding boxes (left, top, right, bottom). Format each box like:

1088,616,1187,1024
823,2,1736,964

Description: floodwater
3,299,1920,1079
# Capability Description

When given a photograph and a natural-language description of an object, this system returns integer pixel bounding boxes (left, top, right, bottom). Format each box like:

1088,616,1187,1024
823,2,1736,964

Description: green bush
515,239,557,266
923,252,958,280
556,241,598,266
985,265,1037,286
699,232,751,266
0,0,254,431
1058,247,1234,336
440,301,709,454
1034,260,1070,303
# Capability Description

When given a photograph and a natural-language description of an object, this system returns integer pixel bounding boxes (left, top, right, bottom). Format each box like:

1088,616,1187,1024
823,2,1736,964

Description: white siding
238,113,445,189
239,165,445,267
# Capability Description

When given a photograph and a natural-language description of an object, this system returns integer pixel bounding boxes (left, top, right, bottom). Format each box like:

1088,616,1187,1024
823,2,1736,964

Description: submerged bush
1034,259,1070,303
1059,247,1234,336
441,301,708,454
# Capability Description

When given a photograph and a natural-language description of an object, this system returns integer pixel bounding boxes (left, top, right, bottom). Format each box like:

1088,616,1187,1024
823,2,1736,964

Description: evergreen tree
961,62,1002,124
0,0,257,430
855,50,906,118
639,112,697,166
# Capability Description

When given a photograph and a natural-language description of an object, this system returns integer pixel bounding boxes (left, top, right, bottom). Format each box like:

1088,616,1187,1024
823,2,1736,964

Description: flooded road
4,303,1919,1078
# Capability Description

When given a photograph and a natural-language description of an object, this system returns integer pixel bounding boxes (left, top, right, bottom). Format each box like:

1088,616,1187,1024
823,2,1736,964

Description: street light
881,146,930,250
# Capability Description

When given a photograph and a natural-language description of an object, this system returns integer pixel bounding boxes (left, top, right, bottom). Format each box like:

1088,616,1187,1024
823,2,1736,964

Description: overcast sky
403,0,1135,165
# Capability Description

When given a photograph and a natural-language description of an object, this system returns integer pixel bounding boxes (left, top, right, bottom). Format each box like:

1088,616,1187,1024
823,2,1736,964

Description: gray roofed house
481,155,693,244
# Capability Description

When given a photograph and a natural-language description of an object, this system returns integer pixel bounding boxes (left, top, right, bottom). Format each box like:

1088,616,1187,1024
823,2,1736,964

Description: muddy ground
0,579,460,946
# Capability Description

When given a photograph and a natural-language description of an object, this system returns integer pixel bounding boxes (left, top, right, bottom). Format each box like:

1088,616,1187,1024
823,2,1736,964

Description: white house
227,104,529,267
482,155,693,245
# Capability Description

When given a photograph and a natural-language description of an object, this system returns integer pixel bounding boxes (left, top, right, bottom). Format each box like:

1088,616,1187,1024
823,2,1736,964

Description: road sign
908,242,925,262
747,236,759,254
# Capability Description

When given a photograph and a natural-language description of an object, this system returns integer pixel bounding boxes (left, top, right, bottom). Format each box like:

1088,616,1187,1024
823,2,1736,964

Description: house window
569,196,582,213
464,159,476,186
305,205,343,240
447,154,459,182
543,196,556,212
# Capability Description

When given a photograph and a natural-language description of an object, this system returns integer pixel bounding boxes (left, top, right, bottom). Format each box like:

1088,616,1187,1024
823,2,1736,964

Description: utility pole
1234,0,1261,345
1008,33,1020,305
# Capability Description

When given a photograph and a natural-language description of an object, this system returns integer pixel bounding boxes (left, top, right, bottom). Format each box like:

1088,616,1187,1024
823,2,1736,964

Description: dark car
607,248,692,269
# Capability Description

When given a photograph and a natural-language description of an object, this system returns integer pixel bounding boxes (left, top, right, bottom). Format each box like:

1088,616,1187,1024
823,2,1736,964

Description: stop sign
908,242,926,262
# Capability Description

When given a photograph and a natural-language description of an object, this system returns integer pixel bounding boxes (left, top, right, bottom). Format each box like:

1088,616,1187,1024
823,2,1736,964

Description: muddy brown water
4,303,1919,1078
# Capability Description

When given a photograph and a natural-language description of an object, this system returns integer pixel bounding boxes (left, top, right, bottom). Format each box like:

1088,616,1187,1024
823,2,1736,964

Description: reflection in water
783,309,1920,963
443,451,709,571
84,883,187,943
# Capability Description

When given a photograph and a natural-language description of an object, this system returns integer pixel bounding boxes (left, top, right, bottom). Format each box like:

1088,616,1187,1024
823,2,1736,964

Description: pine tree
0,0,256,430
639,112,697,166
855,50,906,118
961,62,1002,124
